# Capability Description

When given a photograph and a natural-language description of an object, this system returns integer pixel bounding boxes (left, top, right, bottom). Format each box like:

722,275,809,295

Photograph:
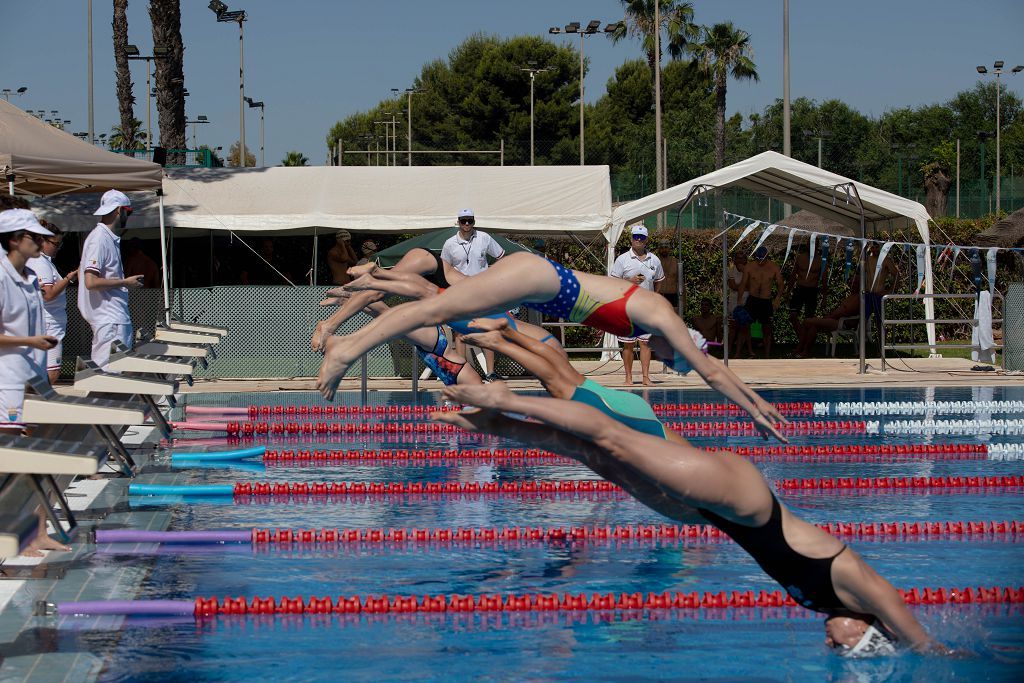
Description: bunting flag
782,228,796,266
970,249,983,293
871,242,895,289
806,233,818,277
949,246,961,277
987,248,998,294
730,221,761,251
845,239,856,281
749,223,777,256
915,244,927,293
818,237,831,284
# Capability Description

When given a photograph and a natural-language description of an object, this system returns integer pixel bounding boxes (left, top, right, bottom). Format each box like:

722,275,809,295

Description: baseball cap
93,189,132,216
631,224,648,237
457,208,475,220
0,209,55,236
753,246,768,259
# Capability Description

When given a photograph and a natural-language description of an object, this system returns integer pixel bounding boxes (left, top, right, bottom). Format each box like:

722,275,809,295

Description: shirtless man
654,241,681,312
794,289,860,358
691,299,722,345
327,230,359,286
787,243,821,341
863,243,899,343
737,246,784,358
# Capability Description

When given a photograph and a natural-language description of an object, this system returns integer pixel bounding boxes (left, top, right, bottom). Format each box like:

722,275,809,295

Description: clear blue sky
2,1,1022,166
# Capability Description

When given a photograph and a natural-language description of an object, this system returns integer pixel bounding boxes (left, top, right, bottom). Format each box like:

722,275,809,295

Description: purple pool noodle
57,600,195,616
95,529,252,544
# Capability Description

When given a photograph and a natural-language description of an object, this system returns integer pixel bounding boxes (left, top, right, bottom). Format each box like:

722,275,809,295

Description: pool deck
180,357,1019,395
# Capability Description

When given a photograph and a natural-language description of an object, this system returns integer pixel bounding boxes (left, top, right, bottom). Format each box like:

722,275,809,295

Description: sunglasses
458,218,475,225
632,234,647,241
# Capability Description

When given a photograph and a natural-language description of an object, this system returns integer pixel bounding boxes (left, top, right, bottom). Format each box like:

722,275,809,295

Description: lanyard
460,234,475,263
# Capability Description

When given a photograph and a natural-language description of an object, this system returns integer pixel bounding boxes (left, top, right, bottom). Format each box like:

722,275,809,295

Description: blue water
86,387,1024,680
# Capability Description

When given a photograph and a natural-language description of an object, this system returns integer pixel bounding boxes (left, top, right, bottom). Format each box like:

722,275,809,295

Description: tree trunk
112,0,137,151
149,0,186,163
714,71,727,169
924,167,952,218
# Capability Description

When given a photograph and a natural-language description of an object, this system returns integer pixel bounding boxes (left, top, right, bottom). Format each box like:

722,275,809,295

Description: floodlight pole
88,0,94,143
211,4,248,167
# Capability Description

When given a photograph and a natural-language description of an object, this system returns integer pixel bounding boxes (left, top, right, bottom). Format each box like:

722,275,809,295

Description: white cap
631,224,648,237
840,622,898,658
0,209,55,236
457,208,475,219
93,189,132,216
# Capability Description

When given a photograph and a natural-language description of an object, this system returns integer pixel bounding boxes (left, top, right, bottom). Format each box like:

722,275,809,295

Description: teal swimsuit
569,379,668,439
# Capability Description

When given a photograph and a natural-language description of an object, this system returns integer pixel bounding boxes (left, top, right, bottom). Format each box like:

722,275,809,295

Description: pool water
81,387,1024,679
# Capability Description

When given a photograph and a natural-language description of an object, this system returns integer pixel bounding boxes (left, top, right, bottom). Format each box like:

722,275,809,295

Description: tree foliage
282,151,309,167
227,141,255,168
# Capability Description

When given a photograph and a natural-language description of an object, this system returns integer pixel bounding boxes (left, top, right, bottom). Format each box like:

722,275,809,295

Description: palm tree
689,22,758,169
149,0,186,158
609,1,700,81
282,151,309,167
109,119,147,151
112,0,138,149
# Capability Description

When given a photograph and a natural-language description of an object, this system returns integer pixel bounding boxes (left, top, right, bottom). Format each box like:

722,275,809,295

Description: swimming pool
38,386,1024,680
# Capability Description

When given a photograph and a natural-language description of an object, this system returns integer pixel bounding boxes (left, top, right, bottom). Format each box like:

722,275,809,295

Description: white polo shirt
78,223,130,326
0,253,46,386
441,229,505,276
610,248,665,292
26,252,67,326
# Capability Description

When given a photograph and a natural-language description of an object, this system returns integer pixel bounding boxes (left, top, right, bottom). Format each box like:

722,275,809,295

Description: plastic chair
829,316,861,357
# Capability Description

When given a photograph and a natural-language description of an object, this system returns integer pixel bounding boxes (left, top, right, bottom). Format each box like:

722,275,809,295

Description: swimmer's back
570,378,667,439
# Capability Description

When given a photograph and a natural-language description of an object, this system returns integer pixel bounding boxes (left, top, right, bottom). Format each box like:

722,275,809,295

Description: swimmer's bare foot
624,376,634,386
316,336,354,401
343,273,383,292
467,316,511,333
323,286,352,300
311,321,335,353
319,290,352,307
460,330,504,351
23,533,71,557
347,262,379,278
442,382,513,411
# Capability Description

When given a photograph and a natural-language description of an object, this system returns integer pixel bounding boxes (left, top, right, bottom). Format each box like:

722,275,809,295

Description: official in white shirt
26,221,78,383
0,209,56,428
609,224,665,385
78,190,144,368
441,208,507,381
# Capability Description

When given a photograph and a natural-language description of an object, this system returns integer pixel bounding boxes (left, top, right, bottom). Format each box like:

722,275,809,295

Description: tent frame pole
158,190,170,325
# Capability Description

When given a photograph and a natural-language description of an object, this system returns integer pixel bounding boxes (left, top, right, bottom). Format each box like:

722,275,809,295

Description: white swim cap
839,622,898,658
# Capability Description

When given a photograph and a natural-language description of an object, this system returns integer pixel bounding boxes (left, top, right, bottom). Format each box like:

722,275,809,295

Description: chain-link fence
1005,283,1024,371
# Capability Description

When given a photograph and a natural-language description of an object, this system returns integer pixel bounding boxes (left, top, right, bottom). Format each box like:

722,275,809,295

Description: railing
880,293,1004,371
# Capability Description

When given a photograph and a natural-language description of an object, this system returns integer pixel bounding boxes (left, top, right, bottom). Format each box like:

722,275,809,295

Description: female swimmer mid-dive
432,382,946,658
316,253,785,441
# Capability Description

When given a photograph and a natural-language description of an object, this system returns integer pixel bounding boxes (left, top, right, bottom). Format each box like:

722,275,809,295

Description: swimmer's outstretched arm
343,268,440,300
314,290,386,350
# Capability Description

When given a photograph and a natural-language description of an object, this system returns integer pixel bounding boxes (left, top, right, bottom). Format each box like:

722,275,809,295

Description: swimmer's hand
430,405,503,434
754,395,789,427
752,411,788,443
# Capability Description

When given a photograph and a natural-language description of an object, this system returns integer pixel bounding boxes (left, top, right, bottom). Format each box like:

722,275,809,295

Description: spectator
728,253,752,358
327,230,359,285
864,242,899,344
26,221,77,383
610,224,665,385
654,238,681,311
123,238,160,288
441,208,505,381
357,239,378,266
786,242,821,342
737,246,784,358
794,289,861,358
692,298,723,346
240,238,291,285
78,190,143,367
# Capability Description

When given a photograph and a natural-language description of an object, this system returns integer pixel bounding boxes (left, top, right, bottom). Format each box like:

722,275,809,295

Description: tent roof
32,165,613,238
0,100,162,196
611,151,932,245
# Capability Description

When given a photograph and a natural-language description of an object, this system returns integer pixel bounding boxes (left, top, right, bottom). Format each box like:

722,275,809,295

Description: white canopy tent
611,151,936,371
36,165,613,237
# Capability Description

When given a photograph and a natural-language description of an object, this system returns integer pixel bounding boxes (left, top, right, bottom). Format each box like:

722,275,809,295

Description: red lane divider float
193,585,1023,616
187,402,816,421
171,420,866,437
219,475,1023,498
244,519,1022,545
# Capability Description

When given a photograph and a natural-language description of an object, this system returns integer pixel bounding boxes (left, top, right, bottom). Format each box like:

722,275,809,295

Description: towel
972,290,995,363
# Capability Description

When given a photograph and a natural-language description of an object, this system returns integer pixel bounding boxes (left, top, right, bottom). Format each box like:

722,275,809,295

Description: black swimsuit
421,249,451,289
697,495,848,613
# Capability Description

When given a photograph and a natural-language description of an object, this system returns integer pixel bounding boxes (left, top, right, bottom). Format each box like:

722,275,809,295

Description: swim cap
839,622,898,658
663,328,708,375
